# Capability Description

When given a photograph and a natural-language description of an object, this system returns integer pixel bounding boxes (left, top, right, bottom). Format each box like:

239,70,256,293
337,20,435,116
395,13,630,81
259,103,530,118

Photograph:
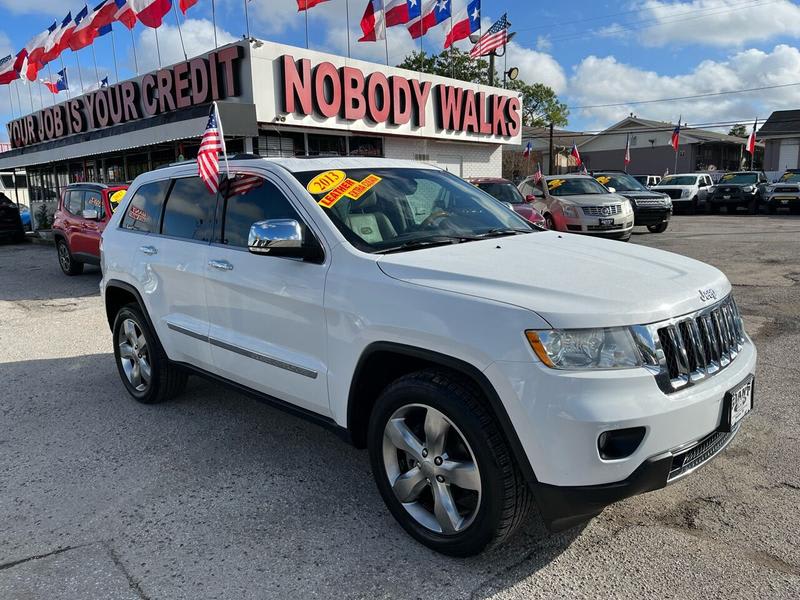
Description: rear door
203,171,330,416
121,177,215,372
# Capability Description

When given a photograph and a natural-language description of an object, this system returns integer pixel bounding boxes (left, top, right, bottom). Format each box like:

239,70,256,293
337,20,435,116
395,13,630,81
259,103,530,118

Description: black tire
544,213,556,231
56,239,84,275
707,203,719,214
687,198,697,215
112,303,187,404
768,203,777,215
749,198,759,215
368,369,534,557
647,222,668,233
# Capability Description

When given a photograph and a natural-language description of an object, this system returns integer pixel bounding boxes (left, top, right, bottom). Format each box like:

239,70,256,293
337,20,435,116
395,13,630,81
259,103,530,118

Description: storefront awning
0,102,257,170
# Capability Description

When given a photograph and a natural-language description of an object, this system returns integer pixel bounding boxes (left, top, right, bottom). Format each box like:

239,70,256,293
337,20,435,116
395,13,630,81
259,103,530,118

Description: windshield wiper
377,236,473,254
474,228,533,238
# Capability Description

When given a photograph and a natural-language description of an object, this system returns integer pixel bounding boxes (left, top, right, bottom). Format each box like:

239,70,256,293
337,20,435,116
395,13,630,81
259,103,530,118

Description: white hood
377,232,730,328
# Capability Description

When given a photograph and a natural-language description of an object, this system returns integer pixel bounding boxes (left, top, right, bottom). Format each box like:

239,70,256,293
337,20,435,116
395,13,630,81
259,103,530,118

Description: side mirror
525,194,536,203
248,219,323,261
607,186,616,193
81,208,99,220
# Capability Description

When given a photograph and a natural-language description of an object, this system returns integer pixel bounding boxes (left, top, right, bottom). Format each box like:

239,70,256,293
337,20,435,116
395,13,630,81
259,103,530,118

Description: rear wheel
749,198,759,214
113,304,187,404
647,222,668,233
368,369,533,556
544,213,556,231
56,239,83,275
687,198,697,215
707,203,719,214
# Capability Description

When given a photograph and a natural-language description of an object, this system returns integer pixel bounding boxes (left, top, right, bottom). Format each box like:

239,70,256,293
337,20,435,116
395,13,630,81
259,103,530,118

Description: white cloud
632,0,800,47
0,0,64,16
134,18,237,72
568,44,800,129
535,35,552,52
248,0,306,35
506,42,567,93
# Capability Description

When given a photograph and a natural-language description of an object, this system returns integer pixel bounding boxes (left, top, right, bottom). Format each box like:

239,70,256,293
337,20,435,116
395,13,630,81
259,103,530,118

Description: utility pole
548,122,554,174
488,53,495,87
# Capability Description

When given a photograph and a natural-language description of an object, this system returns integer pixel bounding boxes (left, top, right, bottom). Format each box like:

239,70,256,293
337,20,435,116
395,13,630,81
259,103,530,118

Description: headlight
526,328,643,370
562,204,578,217
708,186,716,194
681,189,691,198
742,185,755,193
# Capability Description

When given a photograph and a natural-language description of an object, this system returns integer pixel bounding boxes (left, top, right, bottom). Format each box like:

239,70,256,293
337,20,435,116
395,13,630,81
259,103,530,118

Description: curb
26,231,55,246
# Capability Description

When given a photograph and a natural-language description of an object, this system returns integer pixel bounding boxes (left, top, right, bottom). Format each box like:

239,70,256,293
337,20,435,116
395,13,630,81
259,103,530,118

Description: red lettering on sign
366,72,390,123
477,92,492,135
157,69,176,114
390,76,412,125
282,55,313,115
314,62,341,118
492,95,509,137
342,66,366,120
462,90,479,133
142,74,158,116
410,80,431,127
437,85,463,130
174,62,191,109
507,96,521,137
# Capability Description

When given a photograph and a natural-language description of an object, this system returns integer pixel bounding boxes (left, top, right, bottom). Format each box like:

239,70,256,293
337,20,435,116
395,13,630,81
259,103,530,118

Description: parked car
467,176,547,228
707,171,769,214
593,171,672,233
764,170,800,214
0,194,25,243
519,174,634,240
632,174,661,188
101,157,756,556
52,182,128,275
652,173,713,214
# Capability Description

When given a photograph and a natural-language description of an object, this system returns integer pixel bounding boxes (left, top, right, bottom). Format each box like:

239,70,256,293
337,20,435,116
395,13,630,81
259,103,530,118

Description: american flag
533,162,543,184
469,13,510,59
198,105,224,194
223,173,264,198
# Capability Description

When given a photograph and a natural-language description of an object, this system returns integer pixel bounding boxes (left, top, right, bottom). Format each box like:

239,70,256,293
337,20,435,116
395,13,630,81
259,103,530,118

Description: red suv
52,183,128,275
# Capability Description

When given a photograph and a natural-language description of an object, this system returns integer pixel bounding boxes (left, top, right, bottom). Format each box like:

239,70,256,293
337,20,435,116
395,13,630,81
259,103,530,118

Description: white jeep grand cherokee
100,157,756,556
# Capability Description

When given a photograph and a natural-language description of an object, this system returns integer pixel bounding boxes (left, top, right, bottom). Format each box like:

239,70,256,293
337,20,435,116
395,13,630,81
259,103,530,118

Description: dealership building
0,40,522,228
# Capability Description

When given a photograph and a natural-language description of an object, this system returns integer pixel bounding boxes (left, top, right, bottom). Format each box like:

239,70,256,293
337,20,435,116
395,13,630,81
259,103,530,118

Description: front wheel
749,198,759,214
113,304,187,404
687,198,697,215
368,370,533,556
647,222,668,233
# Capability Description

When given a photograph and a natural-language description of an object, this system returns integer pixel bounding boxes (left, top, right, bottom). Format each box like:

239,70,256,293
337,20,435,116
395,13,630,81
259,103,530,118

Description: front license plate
780,198,790,205
723,194,731,200
722,375,754,431
599,218,614,227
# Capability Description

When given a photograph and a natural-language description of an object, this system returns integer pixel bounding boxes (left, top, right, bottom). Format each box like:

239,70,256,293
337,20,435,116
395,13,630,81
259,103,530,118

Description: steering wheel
420,210,450,229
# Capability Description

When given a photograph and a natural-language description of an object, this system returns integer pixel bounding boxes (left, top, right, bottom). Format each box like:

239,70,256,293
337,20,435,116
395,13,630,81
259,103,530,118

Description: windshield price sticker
307,170,347,194
319,174,382,208
721,174,735,181
548,179,565,190
596,176,611,185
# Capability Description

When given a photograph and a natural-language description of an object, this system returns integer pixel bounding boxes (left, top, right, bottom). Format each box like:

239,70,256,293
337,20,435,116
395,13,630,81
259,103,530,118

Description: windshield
658,176,698,186
475,182,525,204
719,172,758,184
779,171,800,183
546,177,609,196
595,173,648,192
293,168,534,253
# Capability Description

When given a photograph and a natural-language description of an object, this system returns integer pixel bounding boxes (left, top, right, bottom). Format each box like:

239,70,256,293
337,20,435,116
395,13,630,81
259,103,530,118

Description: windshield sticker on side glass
128,206,149,223
547,179,565,190
596,176,611,185
318,174,382,208
307,170,347,195
721,174,735,181
86,196,102,207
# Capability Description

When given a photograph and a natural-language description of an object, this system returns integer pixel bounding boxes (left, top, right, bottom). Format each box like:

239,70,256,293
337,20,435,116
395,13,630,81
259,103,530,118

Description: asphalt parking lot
1,215,799,600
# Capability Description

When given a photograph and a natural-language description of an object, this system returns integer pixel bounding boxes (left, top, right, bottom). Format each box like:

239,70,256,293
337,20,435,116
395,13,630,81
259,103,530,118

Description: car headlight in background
681,189,691,198
742,185,755,193
708,186,717,194
562,204,579,217
526,328,643,370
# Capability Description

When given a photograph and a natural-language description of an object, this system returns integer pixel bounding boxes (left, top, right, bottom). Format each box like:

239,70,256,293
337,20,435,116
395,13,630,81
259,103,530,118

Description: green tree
397,49,569,128
728,124,747,137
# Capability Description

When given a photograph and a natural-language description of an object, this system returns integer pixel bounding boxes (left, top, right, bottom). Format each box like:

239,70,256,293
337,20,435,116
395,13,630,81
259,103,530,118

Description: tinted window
221,175,301,248
84,191,104,218
595,174,648,192
476,182,525,204
161,177,216,241
121,180,170,233
66,190,84,215
546,177,608,196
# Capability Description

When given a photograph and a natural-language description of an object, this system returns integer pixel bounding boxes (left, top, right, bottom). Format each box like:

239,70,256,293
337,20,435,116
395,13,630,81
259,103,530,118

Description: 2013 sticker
307,170,346,195
318,174,382,208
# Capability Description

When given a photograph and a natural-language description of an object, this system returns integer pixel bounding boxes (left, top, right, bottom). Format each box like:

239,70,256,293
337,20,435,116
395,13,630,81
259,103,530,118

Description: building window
257,132,304,157
307,133,346,157
414,154,430,162
349,136,383,157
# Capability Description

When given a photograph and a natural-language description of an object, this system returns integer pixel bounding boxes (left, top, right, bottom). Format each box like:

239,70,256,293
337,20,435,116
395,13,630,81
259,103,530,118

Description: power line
569,81,800,110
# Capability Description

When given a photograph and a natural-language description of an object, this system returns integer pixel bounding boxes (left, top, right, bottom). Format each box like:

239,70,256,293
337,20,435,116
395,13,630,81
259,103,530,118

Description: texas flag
92,0,120,29
24,22,56,81
129,0,173,28
408,0,451,40
359,0,387,41
671,116,681,152
41,13,75,65
444,0,480,49
571,140,582,167
746,118,758,154
42,68,69,94
0,51,25,85
114,0,138,29
179,0,198,13
68,6,96,51
297,0,330,10
522,140,532,158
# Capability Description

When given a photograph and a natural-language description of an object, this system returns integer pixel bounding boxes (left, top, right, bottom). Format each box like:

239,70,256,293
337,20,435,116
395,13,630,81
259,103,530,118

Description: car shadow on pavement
0,352,584,599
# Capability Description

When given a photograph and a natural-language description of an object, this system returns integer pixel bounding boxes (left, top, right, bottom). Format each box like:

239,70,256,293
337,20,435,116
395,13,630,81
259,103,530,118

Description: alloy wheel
117,318,152,392
57,242,71,271
382,404,482,534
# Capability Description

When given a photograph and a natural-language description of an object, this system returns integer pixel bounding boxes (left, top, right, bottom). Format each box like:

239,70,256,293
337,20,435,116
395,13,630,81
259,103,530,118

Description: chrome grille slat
650,295,745,393
582,204,622,216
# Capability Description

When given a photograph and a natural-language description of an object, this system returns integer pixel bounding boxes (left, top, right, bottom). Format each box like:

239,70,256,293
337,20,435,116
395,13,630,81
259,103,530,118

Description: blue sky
1,0,799,140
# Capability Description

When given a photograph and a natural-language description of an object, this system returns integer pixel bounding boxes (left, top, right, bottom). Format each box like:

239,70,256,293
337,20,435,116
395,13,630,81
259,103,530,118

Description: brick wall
384,137,503,178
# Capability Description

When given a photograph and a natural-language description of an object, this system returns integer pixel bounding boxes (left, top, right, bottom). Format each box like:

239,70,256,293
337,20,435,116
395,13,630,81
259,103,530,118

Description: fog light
598,427,646,460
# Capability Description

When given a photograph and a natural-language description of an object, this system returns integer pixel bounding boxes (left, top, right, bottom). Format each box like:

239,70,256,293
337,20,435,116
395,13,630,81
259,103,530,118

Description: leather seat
346,192,397,244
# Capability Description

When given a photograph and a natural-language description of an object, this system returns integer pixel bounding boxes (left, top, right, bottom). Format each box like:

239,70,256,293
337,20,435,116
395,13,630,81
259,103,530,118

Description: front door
203,172,330,416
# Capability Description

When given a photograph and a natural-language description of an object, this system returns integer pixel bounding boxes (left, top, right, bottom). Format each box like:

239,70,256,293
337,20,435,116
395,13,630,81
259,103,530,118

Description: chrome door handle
139,245,158,255
208,259,234,271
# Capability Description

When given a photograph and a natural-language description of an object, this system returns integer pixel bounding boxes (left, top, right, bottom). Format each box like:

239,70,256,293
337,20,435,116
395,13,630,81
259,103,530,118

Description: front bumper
766,194,800,208
562,214,634,237
633,206,671,226
485,334,756,529
709,192,755,205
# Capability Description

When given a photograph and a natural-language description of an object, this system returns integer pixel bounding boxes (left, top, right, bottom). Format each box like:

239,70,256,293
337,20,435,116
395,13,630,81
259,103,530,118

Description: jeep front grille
631,294,746,394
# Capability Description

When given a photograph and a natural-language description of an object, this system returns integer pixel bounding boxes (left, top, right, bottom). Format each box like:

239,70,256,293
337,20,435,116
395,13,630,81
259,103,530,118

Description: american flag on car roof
223,174,264,198
198,105,225,194
469,13,510,59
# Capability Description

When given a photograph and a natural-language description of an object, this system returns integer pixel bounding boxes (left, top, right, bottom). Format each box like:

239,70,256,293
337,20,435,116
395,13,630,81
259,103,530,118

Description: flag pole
211,0,219,48
345,0,351,58
46,64,56,106
129,27,139,75
382,0,389,66
7,85,15,120
304,3,309,48
14,81,25,116
214,101,230,177
244,0,251,39
90,45,101,86
172,3,188,60
37,77,45,110
110,28,120,83
154,28,162,68
75,51,85,93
